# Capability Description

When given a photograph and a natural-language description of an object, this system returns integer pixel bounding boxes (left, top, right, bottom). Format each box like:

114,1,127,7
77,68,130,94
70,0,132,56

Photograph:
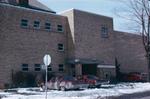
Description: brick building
0,0,148,87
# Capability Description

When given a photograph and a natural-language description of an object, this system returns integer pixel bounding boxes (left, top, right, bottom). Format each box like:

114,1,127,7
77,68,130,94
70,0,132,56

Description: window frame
48,65,52,72
33,20,40,29
58,64,64,72
45,22,51,30
22,64,28,71
34,64,41,71
57,24,63,32
58,43,64,51
21,19,28,27
101,25,109,38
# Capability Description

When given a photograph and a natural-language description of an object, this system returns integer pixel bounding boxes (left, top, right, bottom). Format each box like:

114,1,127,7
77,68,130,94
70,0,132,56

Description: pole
148,16,150,81
45,65,47,99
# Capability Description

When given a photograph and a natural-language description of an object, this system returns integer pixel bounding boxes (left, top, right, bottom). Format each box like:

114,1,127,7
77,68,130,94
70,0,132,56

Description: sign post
43,54,51,99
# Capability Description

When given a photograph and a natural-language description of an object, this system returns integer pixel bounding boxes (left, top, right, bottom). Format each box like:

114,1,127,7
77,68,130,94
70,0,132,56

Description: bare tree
120,0,150,81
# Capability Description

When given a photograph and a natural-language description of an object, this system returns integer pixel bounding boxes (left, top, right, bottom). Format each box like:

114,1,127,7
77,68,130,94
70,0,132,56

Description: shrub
12,71,36,87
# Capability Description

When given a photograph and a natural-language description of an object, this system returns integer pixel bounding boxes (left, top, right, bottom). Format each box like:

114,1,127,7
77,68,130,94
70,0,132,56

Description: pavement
108,91,150,99
139,96,150,99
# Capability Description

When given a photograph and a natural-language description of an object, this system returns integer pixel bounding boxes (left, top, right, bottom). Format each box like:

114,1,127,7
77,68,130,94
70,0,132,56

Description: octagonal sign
43,54,51,66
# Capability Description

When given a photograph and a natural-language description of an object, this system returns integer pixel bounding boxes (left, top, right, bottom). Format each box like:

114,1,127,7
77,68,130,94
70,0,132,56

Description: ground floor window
34,64,41,71
58,64,64,72
22,64,28,71
48,65,52,72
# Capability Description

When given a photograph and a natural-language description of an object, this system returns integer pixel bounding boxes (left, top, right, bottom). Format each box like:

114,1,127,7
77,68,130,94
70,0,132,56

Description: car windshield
63,76,75,81
88,75,98,80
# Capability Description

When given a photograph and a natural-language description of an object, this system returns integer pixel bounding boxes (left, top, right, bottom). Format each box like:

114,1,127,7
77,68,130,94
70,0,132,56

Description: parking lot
1,83,150,99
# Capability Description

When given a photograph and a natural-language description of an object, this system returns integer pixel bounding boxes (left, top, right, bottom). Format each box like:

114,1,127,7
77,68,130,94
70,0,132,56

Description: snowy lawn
1,83,150,99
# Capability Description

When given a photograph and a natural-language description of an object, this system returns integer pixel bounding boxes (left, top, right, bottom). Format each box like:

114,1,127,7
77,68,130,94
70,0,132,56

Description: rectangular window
58,64,64,72
22,64,28,71
34,21,40,28
57,25,63,32
48,65,52,71
21,19,28,27
45,22,51,30
34,64,41,71
58,43,64,51
101,26,108,38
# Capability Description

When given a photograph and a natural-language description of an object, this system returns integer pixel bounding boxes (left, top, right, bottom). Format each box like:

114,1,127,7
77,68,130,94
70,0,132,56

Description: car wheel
60,86,66,91
96,84,101,88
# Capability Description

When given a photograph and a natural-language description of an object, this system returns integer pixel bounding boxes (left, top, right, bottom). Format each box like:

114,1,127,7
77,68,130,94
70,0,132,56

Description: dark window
21,19,28,27
34,64,41,71
19,0,29,7
58,43,64,51
57,25,63,32
101,26,109,38
58,64,64,71
34,21,40,28
45,22,51,30
22,64,28,71
48,65,52,71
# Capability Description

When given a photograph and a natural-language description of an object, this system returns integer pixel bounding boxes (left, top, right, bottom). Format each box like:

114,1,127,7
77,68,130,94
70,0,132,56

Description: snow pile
1,83,150,99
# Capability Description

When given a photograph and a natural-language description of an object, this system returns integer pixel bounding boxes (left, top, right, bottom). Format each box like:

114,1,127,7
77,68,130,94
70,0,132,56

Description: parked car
82,75,110,88
47,76,88,91
124,72,143,82
43,75,109,91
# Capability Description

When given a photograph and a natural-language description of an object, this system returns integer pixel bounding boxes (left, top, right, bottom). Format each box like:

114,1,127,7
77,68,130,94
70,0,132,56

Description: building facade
0,0,148,87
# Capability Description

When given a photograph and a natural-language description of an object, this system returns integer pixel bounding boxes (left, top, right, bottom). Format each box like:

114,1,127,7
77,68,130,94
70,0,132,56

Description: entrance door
82,64,97,75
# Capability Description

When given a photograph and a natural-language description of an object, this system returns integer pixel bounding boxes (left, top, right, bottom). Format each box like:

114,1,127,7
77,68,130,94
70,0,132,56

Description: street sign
43,54,51,66
43,54,51,99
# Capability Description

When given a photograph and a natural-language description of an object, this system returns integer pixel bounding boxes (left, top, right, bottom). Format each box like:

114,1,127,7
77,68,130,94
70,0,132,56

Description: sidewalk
107,90,150,99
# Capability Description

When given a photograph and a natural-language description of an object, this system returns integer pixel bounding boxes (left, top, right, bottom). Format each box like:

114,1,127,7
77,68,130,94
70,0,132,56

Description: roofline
59,8,113,19
114,30,141,36
0,3,66,18
58,8,74,14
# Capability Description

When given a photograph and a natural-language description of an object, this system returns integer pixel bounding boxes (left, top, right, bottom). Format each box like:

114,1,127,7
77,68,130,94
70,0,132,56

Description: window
101,26,109,38
58,64,64,72
34,64,41,71
48,65,52,71
57,25,63,32
58,43,64,51
21,19,28,27
45,22,51,30
34,21,40,28
22,64,28,71
19,0,29,7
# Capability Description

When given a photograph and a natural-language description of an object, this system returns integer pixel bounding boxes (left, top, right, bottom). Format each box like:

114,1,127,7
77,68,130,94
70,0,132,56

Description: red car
125,72,143,82
82,75,109,88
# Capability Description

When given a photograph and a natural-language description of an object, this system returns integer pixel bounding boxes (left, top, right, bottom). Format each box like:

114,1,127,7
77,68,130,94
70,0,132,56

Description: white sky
38,0,134,33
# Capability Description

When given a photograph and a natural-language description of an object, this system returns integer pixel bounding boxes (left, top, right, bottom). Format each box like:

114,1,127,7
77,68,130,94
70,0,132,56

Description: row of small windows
21,19,63,32
22,64,64,72
21,19,108,38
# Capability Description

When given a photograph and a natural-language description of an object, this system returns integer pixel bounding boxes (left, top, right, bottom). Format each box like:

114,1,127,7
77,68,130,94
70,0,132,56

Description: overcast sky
38,0,134,33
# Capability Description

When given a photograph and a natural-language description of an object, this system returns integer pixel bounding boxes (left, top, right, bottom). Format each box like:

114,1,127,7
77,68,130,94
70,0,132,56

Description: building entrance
82,64,97,75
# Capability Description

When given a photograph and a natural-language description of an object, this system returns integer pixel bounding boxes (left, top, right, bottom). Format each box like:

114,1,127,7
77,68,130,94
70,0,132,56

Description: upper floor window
58,64,64,72
21,19,28,27
45,22,51,30
101,26,109,38
22,64,28,71
57,25,63,32
58,43,64,51
34,21,40,28
19,0,29,7
34,64,41,71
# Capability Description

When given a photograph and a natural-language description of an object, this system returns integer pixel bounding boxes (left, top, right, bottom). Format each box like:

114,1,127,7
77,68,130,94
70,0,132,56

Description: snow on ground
1,83,150,99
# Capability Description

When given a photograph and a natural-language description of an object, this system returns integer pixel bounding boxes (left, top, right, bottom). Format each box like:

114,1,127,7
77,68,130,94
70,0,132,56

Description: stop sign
43,54,51,66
